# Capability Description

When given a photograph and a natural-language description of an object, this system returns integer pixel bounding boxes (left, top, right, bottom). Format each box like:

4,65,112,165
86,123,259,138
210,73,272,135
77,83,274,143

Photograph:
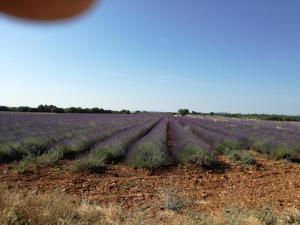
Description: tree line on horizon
0,105,299,122
189,111,300,122
176,109,300,122
0,105,131,114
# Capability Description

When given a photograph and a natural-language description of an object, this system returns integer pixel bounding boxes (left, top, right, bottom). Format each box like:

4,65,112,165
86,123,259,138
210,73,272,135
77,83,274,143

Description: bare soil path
1,155,300,215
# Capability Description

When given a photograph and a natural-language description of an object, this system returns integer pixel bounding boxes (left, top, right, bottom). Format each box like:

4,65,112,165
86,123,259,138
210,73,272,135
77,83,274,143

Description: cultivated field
1,112,300,224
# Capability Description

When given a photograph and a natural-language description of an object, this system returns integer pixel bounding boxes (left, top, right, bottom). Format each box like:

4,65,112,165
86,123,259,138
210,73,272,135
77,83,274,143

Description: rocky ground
1,153,300,217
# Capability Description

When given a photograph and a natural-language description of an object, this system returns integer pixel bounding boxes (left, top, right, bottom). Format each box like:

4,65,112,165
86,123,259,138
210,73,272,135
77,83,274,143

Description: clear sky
1,0,300,114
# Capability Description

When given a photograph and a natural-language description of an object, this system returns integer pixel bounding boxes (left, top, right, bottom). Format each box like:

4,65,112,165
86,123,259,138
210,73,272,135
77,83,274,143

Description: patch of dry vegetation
0,189,104,225
0,187,300,225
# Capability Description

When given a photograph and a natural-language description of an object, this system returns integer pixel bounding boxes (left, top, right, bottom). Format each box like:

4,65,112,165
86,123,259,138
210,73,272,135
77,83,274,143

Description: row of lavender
126,118,169,169
74,116,221,172
121,115,300,171
78,117,209,170
73,118,164,172
0,113,149,143
182,116,300,148
178,116,300,163
1,112,300,172
0,113,162,168
169,118,219,168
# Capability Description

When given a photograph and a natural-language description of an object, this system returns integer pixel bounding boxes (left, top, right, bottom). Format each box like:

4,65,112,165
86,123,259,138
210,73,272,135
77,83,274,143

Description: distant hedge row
0,105,131,114
190,111,300,122
224,113,300,122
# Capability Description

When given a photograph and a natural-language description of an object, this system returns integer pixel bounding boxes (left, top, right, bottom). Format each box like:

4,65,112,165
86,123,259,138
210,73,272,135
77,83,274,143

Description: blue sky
1,0,300,114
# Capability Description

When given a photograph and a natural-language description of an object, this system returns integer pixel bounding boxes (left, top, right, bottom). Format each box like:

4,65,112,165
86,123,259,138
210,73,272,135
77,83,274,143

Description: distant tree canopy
36,105,64,113
120,109,130,114
178,109,190,117
0,105,131,114
0,106,10,111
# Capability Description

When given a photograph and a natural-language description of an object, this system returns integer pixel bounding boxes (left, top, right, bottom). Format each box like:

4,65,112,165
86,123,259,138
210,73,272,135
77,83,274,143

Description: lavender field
0,112,300,172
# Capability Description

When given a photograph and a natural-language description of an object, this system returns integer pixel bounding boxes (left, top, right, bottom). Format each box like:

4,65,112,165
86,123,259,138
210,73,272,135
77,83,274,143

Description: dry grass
0,187,299,225
0,188,104,225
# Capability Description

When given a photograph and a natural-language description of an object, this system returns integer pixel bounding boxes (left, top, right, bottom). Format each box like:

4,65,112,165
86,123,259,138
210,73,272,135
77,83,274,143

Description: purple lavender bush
170,119,219,169
127,118,170,170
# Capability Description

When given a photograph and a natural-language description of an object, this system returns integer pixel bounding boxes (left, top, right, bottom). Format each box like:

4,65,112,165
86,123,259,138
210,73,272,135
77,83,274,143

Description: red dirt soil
1,154,300,215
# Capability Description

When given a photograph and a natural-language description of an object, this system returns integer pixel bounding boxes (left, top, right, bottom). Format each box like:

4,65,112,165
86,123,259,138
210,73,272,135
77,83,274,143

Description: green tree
0,106,10,111
178,109,189,117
